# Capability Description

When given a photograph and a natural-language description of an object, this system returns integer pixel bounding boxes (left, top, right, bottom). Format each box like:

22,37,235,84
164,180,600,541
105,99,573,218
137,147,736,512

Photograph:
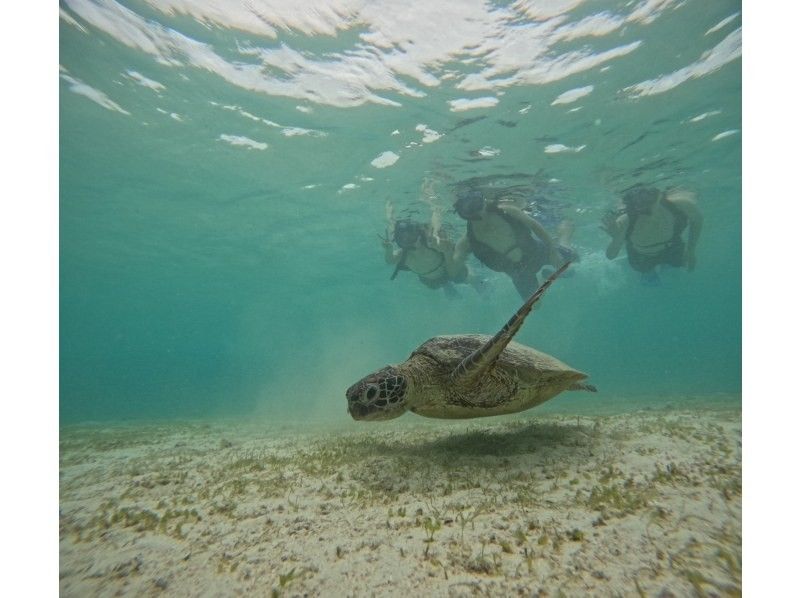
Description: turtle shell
409,334,586,385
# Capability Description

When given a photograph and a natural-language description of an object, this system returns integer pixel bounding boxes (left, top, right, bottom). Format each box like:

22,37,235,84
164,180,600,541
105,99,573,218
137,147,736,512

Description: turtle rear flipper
450,262,572,387
569,383,597,392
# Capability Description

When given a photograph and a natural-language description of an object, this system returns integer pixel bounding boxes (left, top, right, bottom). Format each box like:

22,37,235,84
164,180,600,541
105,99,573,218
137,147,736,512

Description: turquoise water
59,0,741,423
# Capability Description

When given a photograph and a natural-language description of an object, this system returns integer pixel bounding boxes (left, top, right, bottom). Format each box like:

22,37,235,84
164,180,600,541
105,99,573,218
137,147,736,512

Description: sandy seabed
60,398,741,597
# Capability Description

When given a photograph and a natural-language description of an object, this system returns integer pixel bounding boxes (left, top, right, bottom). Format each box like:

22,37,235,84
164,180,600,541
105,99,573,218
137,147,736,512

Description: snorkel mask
393,220,422,249
622,186,661,215
454,189,485,220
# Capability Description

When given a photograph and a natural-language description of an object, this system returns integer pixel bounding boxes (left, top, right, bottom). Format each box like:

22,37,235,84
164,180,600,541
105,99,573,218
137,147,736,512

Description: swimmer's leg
510,269,539,299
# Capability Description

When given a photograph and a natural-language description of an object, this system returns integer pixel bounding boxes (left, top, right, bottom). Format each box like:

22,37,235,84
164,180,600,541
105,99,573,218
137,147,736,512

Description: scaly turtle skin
346,262,595,421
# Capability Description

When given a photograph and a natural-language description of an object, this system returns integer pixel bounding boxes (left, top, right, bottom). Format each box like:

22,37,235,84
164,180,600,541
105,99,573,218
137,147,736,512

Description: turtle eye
365,385,378,401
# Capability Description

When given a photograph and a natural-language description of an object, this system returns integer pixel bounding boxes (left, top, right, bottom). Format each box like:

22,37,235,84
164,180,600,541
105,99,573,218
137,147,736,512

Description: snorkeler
382,208,470,296
452,189,577,299
601,185,703,282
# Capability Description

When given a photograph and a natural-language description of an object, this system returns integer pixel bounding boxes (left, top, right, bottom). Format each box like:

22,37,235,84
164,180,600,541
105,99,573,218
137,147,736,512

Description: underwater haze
59,0,741,423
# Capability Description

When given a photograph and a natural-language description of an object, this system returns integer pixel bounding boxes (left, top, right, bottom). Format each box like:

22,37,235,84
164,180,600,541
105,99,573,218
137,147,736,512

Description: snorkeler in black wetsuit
602,185,703,281
453,190,575,298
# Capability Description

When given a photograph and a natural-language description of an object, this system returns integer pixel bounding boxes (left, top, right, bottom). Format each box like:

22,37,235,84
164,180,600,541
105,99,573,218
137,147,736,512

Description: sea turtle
346,262,595,421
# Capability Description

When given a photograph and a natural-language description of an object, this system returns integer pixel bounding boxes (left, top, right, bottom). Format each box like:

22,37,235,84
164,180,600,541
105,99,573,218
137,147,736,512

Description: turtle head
346,366,408,421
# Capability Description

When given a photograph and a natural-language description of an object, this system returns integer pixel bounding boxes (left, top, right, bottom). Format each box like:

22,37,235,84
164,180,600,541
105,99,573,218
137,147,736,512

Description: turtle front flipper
450,262,572,387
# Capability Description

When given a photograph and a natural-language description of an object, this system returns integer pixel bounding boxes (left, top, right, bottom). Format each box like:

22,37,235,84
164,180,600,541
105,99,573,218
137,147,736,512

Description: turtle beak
345,384,368,420
347,402,368,419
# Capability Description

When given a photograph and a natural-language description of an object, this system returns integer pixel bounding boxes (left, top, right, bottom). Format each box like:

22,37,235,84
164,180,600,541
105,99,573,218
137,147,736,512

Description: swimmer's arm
439,237,466,278
381,200,401,264
432,234,453,253
383,240,401,264
453,233,471,263
668,191,703,270
442,248,459,278
428,207,443,243
498,204,556,247
685,205,703,256
602,213,628,259
668,192,703,249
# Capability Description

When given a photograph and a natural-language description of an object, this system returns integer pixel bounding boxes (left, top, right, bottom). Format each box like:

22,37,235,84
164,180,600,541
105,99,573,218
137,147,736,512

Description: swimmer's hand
385,200,395,223
435,235,454,251
600,212,620,237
